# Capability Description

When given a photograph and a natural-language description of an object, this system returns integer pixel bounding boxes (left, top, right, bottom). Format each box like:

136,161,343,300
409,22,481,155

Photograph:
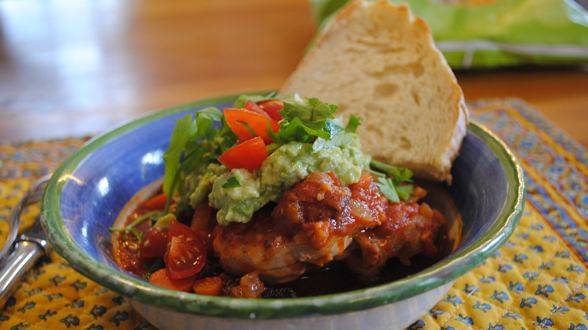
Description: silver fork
0,175,52,307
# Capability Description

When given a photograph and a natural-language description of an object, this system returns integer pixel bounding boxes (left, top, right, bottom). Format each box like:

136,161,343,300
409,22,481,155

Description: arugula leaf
197,106,223,122
370,160,414,202
163,107,235,204
345,115,361,133
396,184,414,201
163,114,197,195
370,160,413,184
222,174,241,188
194,107,222,139
376,177,400,203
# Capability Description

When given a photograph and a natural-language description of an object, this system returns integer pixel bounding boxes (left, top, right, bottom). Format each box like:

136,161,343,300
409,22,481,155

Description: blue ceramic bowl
41,93,525,329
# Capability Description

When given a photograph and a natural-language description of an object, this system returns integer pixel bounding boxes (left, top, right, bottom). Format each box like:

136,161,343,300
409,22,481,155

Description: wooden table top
1,0,587,146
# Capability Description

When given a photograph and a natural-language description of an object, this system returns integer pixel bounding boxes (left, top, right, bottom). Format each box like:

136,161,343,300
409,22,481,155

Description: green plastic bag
310,0,588,68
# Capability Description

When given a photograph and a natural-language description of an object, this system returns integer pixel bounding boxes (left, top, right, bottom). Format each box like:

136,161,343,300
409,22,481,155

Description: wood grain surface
1,0,586,145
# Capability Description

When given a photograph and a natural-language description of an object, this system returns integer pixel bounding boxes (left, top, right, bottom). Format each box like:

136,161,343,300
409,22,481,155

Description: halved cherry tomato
257,99,284,121
192,276,223,296
141,227,168,258
244,101,270,118
165,221,207,280
142,193,167,210
149,269,195,292
218,137,268,171
224,108,279,144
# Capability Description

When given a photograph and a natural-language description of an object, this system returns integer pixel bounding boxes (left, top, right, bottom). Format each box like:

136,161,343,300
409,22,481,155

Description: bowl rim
41,93,525,319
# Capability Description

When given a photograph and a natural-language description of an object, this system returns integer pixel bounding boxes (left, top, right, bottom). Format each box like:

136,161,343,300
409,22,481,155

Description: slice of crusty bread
280,0,468,182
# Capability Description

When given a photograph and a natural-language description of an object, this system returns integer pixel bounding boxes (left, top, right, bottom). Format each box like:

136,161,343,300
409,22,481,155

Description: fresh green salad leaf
195,107,223,139
162,107,236,207
163,115,197,195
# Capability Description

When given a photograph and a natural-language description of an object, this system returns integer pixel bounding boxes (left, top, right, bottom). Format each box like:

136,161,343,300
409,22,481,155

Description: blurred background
0,0,587,144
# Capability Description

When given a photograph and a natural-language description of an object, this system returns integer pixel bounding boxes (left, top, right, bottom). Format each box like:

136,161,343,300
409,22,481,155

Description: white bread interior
280,0,468,182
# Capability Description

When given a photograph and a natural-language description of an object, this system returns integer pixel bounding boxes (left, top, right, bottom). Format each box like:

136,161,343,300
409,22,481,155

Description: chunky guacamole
160,93,412,227
184,133,369,225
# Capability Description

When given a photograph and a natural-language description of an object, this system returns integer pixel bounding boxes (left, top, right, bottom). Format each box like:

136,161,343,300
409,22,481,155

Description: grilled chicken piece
213,172,381,283
345,202,445,277
213,171,446,283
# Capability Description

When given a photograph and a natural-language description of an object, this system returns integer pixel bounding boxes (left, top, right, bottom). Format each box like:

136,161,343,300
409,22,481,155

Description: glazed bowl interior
42,94,524,319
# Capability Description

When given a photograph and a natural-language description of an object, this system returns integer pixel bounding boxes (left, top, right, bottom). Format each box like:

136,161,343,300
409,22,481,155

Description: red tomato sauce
112,176,460,298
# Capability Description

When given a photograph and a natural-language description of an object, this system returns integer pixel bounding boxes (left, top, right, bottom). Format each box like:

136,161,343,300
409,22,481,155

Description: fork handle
0,240,45,308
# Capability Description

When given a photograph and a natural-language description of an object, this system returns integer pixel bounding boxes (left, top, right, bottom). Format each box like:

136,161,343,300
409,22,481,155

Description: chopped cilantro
376,177,400,203
233,92,277,108
396,184,414,201
370,160,413,184
370,160,414,202
222,174,241,188
345,115,361,133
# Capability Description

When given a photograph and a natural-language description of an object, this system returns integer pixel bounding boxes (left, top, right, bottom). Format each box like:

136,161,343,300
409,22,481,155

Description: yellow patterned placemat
0,100,586,329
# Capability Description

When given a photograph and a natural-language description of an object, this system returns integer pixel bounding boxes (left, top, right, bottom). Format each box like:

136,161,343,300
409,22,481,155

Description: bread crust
280,0,468,183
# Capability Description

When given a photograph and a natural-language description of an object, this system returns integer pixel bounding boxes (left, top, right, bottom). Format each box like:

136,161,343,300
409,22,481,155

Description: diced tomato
244,101,271,118
164,221,207,280
218,137,268,171
149,269,195,292
257,99,284,121
192,276,223,296
142,193,167,210
224,108,279,144
141,227,168,258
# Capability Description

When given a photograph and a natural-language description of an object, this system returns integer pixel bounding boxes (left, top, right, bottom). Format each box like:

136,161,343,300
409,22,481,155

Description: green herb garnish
376,176,400,203
222,174,241,188
109,210,162,235
345,115,361,133
233,92,277,108
370,160,414,202
163,114,197,195
396,184,414,201
370,160,413,184
267,95,360,149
